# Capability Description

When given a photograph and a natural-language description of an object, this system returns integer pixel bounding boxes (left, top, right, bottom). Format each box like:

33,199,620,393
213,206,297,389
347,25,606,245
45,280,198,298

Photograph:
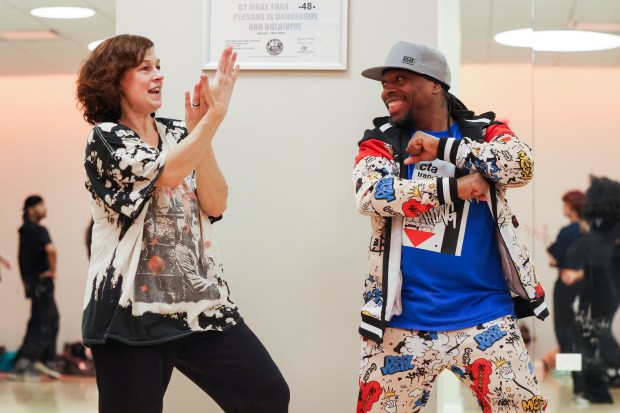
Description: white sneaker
33,361,61,379
573,395,590,407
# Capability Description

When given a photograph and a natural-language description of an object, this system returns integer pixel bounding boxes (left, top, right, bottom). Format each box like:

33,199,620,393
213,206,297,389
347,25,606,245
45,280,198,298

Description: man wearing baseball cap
353,41,548,412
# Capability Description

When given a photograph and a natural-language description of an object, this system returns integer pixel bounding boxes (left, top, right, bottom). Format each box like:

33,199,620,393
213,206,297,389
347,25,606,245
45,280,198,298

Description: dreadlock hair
444,90,475,120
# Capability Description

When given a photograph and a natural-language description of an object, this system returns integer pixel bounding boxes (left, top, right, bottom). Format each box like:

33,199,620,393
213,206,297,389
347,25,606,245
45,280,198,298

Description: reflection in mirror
459,0,545,409
531,0,620,409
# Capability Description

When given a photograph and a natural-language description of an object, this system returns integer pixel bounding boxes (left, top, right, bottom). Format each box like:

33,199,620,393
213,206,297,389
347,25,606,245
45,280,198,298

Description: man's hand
404,131,440,165
457,172,490,202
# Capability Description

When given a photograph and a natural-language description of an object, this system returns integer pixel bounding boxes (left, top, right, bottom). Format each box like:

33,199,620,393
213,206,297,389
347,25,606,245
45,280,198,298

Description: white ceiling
461,0,620,66
1,0,619,76
0,0,115,76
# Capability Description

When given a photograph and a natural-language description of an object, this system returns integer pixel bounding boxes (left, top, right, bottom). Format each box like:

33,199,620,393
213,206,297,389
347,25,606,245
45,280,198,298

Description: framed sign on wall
203,0,348,70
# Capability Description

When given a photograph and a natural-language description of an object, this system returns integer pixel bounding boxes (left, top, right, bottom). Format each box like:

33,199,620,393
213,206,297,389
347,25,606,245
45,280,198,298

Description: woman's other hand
184,47,239,132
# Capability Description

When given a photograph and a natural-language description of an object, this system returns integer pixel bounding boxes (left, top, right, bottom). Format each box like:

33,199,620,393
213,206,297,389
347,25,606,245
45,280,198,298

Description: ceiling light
0,30,59,40
31,7,96,19
88,39,106,51
494,28,620,52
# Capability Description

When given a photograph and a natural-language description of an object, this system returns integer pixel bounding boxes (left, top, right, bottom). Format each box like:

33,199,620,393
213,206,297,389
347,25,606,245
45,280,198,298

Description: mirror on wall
462,0,620,409
531,0,620,406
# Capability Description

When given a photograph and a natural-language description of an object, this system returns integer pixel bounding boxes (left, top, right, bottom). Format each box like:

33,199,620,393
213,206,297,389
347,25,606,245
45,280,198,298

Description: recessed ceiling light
31,7,96,19
495,28,620,52
0,30,59,40
88,39,106,51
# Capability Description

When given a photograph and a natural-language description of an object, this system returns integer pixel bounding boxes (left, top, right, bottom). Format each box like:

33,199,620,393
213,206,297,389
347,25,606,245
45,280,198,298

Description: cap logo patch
402,56,415,65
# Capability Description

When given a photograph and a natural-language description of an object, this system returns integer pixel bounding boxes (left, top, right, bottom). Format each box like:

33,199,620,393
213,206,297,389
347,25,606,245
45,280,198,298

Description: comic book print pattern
455,135,534,188
358,316,547,413
353,144,441,219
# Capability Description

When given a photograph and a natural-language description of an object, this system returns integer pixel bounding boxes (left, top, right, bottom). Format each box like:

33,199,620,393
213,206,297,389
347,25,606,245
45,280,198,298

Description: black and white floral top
82,118,242,345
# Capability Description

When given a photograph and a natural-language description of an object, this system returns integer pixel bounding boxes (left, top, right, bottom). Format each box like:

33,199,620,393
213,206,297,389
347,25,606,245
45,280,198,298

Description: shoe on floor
33,361,61,379
8,359,42,382
573,393,590,407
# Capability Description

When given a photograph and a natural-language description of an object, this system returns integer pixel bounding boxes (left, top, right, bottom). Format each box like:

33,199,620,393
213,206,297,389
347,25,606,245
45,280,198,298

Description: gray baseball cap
361,41,451,89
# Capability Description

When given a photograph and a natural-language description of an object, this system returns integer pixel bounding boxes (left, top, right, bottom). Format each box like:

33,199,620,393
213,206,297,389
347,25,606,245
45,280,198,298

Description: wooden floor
0,371,619,412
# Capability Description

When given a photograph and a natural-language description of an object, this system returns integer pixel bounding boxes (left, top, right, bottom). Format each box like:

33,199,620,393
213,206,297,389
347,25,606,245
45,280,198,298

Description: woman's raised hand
202,47,239,118
184,47,239,131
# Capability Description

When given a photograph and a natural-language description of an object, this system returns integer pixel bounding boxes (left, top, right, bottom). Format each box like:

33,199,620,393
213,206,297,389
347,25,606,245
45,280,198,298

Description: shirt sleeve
436,123,534,188
353,138,456,218
84,123,166,219
36,226,52,247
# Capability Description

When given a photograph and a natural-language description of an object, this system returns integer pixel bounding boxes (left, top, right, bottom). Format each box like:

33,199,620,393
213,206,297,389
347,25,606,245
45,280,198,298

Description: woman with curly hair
76,34,288,413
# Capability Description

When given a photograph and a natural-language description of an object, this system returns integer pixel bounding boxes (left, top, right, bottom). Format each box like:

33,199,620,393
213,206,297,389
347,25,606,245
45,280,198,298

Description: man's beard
392,110,416,130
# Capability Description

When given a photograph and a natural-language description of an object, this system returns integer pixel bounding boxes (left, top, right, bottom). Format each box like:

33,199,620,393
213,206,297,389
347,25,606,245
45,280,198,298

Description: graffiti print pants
357,316,547,413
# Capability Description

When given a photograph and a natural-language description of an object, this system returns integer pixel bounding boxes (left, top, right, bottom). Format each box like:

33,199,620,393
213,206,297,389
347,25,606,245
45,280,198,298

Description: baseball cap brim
361,65,415,81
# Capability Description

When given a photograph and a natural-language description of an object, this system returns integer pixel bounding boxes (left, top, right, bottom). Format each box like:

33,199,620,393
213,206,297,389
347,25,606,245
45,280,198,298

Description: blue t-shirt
389,123,515,331
547,222,582,270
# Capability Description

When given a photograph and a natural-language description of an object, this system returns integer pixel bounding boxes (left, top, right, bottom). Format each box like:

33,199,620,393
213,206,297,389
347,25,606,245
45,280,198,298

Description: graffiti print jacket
353,113,549,343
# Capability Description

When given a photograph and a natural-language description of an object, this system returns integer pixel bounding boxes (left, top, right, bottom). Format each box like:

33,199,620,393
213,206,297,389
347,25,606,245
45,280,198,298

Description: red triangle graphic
404,228,435,247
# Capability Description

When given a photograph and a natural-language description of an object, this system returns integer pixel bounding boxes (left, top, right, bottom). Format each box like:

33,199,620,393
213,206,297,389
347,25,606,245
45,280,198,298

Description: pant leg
357,327,446,413
40,280,59,362
15,299,40,361
553,278,580,353
174,322,289,413
450,316,547,413
357,317,547,413
90,339,179,413
16,279,58,362
598,304,620,370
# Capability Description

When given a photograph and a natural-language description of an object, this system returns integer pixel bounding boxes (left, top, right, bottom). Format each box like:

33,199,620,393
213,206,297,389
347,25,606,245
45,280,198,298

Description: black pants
553,278,581,353
90,322,290,413
16,278,59,363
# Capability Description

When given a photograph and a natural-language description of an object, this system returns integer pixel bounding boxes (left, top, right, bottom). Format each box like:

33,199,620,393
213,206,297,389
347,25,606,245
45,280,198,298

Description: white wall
116,1,448,412
0,75,92,353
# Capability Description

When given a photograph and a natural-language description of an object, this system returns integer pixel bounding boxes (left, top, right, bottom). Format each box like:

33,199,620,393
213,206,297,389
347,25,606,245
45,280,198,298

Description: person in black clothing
10,195,61,381
562,176,620,404
546,190,586,396
547,194,585,344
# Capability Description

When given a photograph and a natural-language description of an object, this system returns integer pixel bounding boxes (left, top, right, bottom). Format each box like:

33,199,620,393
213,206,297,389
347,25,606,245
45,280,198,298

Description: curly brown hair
76,34,154,125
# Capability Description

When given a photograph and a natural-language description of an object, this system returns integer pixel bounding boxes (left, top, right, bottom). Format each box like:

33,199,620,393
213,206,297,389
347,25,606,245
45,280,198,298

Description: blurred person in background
562,176,620,404
544,191,586,388
10,195,60,381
